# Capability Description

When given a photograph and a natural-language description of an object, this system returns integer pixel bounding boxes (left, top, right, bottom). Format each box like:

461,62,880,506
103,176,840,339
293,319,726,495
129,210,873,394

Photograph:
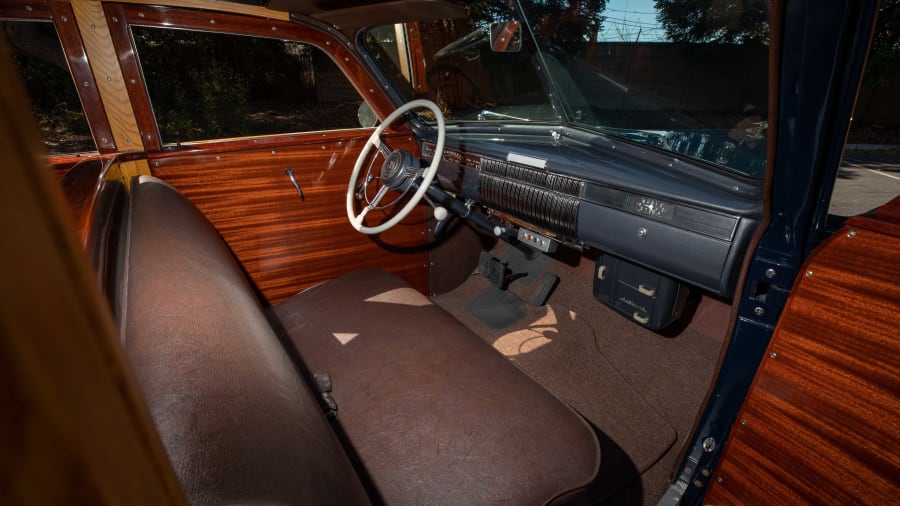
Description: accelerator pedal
527,273,560,307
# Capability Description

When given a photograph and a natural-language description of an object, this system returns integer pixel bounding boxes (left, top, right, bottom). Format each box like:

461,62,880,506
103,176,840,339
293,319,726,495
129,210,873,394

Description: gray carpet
432,244,723,505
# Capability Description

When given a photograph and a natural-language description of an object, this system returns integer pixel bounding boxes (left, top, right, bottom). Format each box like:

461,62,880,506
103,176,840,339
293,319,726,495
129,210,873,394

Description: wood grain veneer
705,197,900,505
59,158,105,247
0,0,51,19
48,153,103,179
52,1,116,153
70,0,144,152
150,132,429,305
117,0,290,20
103,3,160,152
405,21,429,94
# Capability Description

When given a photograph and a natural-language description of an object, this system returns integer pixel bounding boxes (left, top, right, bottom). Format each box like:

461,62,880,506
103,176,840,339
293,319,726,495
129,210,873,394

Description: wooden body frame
3,0,432,301
706,197,900,504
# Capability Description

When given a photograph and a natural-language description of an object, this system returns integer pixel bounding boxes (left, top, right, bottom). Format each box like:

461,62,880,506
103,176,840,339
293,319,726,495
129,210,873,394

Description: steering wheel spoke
346,99,445,235
367,184,391,209
376,138,393,160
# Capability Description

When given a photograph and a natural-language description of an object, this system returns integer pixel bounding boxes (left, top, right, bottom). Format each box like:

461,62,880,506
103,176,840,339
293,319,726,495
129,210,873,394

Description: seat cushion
270,270,601,504
122,176,370,505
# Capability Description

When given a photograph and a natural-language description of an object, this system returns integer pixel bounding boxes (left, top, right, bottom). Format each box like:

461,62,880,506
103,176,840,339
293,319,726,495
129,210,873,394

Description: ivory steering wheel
346,99,445,235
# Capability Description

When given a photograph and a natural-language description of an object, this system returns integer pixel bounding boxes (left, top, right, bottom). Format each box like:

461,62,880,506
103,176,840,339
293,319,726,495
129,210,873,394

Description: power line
603,7,658,16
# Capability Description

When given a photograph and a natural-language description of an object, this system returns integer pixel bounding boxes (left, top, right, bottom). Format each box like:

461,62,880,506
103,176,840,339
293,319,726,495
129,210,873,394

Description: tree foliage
524,0,608,52
4,20,94,153
133,27,317,142
653,0,768,44
864,0,900,88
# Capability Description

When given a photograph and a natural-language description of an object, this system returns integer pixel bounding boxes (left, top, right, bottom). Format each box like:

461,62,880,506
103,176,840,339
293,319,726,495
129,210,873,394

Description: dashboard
423,126,764,297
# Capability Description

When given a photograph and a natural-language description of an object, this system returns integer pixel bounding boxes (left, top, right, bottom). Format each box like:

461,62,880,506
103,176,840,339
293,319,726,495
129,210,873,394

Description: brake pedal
479,251,511,289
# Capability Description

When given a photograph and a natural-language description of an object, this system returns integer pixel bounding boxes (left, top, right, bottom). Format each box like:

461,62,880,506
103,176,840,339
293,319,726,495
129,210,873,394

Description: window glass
362,18,555,123
362,0,769,178
829,2,900,218
131,27,364,144
3,20,96,154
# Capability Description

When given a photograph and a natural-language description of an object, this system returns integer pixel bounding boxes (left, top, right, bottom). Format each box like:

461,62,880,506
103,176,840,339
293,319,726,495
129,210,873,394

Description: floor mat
461,285,528,330
461,247,551,329
498,245,550,287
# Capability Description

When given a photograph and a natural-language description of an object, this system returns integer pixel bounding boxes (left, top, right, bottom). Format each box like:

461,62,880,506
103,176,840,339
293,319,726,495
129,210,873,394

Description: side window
829,6,900,218
3,20,96,154
131,27,364,145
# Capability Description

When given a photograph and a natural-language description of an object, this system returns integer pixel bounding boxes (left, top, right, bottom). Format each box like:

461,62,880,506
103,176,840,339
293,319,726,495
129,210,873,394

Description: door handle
285,168,304,201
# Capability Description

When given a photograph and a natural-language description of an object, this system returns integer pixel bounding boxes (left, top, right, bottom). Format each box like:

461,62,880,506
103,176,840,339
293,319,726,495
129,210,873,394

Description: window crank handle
285,167,304,201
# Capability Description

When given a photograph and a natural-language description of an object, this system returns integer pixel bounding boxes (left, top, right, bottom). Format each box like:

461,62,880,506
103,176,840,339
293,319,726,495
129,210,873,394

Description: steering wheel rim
346,99,445,235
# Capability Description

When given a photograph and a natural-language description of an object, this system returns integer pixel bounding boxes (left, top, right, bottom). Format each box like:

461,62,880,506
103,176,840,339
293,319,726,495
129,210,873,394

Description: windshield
361,0,769,178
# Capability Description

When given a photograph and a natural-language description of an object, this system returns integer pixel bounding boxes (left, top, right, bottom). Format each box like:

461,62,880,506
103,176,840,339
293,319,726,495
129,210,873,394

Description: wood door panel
705,198,900,505
151,133,428,305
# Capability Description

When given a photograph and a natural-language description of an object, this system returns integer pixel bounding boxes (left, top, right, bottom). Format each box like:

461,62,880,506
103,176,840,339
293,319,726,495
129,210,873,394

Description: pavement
830,148,900,217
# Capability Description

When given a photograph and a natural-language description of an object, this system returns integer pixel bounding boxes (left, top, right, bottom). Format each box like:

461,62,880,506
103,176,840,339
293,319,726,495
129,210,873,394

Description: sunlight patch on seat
493,307,559,357
365,287,432,307
333,333,358,345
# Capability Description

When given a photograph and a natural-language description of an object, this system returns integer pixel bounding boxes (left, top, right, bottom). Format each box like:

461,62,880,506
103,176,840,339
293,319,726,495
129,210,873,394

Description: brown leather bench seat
118,175,600,504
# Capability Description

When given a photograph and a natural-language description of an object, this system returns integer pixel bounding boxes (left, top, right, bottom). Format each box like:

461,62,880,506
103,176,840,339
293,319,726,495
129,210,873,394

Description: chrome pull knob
285,167,304,201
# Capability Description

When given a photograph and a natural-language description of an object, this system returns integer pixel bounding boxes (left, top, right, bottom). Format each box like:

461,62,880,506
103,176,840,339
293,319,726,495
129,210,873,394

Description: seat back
118,175,369,505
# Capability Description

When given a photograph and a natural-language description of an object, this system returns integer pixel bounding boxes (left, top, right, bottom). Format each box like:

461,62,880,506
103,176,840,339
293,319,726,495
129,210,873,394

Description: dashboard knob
434,206,448,221
493,226,504,236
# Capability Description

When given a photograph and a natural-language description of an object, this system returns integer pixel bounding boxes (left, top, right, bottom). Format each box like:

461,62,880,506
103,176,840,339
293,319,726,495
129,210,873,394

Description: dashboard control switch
516,227,557,253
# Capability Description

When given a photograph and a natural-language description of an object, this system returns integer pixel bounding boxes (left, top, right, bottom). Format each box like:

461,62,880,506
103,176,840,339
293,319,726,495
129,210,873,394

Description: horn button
381,150,418,192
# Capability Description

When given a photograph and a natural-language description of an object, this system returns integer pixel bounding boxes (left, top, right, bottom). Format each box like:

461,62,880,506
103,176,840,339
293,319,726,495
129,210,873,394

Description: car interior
3,0,769,503
9,0,895,505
